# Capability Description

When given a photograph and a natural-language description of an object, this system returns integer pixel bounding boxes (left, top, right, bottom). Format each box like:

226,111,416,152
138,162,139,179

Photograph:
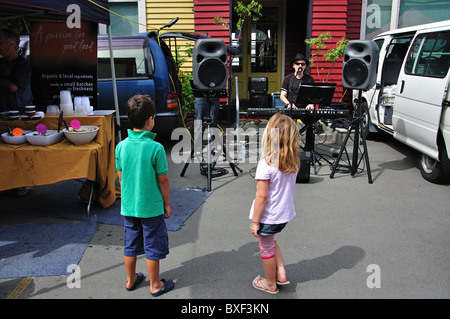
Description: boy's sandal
252,275,279,294
125,272,145,291
151,278,174,297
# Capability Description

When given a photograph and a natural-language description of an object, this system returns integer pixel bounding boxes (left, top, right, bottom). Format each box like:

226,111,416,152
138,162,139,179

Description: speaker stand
180,91,240,191
329,90,373,184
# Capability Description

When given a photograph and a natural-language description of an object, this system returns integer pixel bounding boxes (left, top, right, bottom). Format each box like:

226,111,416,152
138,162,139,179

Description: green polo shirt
115,129,168,218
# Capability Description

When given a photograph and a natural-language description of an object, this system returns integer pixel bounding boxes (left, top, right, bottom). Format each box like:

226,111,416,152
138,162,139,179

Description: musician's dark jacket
281,73,314,107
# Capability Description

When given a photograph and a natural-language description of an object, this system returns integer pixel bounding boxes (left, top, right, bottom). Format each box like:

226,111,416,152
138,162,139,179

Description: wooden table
0,112,117,215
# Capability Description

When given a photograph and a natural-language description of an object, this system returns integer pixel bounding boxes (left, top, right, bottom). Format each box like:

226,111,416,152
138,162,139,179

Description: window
230,7,279,73
231,30,242,73
364,0,392,39
375,38,384,51
250,7,278,73
362,0,450,39
399,0,450,29
405,31,450,78
109,2,139,35
97,38,151,80
385,37,412,59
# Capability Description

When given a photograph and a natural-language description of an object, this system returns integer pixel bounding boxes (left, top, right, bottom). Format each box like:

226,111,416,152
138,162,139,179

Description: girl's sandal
252,275,279,294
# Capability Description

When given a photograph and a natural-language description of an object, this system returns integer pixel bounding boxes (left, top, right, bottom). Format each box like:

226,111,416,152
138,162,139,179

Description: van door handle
399,80,405,94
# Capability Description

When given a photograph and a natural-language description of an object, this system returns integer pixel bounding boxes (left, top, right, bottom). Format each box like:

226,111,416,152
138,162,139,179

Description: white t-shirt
249,159,297,224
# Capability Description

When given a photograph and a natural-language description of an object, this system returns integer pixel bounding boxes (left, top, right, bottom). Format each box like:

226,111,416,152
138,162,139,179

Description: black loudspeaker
249,93,268,107
193,39,228,91
342,40,380,90
296,151,311,183
248,77,268,92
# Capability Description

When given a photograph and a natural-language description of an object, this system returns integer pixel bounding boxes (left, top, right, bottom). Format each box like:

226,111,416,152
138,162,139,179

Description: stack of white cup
60,90,73,115
74,96,91,115
46,105,60,116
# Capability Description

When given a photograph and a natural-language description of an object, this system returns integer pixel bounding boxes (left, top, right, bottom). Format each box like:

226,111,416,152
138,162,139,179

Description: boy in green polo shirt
115,94,174,297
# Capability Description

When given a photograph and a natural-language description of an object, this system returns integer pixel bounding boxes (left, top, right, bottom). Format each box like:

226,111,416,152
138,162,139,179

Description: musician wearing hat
280,53,315,110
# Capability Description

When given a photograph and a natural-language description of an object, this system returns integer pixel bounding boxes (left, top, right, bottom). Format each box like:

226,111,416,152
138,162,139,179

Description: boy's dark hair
126,94,156,129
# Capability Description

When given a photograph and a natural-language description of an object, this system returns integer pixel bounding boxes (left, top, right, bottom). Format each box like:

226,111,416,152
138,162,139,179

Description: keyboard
247,107,349,119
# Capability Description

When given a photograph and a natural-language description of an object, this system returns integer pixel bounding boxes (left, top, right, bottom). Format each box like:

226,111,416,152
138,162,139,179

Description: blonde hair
261,113,300,174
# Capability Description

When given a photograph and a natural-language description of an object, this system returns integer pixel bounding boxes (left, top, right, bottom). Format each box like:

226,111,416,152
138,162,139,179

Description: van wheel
418,147,450,183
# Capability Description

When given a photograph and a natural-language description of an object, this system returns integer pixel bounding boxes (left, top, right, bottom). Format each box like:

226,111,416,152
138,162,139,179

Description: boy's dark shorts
123,215,169,260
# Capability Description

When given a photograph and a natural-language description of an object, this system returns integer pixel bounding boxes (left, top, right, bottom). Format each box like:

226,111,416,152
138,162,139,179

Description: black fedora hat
291,53,309,65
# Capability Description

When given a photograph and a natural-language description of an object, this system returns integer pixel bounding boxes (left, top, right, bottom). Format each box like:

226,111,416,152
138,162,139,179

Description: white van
356,20,450,183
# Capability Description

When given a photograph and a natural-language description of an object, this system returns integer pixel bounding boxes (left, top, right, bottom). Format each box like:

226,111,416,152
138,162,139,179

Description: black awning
0,0,110,25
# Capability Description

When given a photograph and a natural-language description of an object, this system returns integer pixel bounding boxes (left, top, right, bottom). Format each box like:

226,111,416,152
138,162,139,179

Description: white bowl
25,130,64,146
1,130,32,144
63,126,99,145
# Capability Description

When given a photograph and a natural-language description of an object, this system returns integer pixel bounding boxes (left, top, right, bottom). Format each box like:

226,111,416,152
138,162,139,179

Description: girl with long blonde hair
249,113,300,294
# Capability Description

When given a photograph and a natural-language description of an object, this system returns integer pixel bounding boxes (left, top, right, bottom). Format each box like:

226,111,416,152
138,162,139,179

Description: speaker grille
343,60,369,87
198,59,227,89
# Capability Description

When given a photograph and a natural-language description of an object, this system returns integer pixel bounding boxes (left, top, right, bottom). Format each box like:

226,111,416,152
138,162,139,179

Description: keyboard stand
298,105,334,175
247,103,350,178
295,83,336,175
299,118,321,174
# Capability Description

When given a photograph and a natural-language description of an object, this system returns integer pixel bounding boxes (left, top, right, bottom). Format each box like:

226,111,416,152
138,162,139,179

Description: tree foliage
305,32,348,82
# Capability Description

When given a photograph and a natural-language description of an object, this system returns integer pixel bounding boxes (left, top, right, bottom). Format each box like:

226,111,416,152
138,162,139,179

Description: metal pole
236,76,240,146
107,25,121,141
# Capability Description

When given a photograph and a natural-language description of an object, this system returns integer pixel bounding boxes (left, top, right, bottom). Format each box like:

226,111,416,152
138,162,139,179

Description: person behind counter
280,53,314,110
0,29,33,112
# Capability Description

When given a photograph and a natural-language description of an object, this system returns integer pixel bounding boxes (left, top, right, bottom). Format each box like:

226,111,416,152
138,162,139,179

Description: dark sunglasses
294,62,307,66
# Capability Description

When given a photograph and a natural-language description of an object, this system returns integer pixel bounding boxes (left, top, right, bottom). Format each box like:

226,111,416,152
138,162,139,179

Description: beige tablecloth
0,113,116,208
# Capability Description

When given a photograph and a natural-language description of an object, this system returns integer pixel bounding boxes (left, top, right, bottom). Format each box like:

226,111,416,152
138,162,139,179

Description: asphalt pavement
1,122,449,302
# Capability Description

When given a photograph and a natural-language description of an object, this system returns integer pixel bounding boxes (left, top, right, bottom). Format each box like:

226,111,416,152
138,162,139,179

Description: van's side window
405,31,450,78
97,39,150,80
